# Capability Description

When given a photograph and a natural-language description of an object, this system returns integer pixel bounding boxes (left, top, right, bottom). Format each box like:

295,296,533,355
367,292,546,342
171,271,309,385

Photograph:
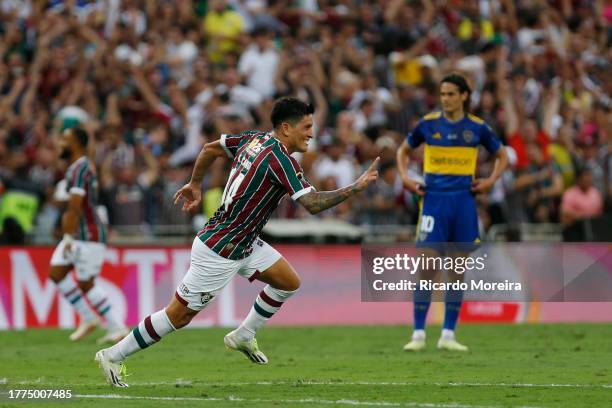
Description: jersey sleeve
479,123,501,154
67,162,89,196
406,119,427,148
269,149,315,201
219,133,250,159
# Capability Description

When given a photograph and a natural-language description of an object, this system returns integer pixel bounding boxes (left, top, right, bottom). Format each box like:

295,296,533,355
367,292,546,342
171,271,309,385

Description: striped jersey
198,131,314,260
64,156,107,243
407,111,501,192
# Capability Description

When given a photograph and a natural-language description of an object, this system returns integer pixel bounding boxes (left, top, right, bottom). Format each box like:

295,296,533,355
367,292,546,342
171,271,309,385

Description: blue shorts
416,190,480,251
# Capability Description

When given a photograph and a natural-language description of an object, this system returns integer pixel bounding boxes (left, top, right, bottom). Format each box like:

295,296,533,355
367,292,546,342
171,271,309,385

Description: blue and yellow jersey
407,111,501,192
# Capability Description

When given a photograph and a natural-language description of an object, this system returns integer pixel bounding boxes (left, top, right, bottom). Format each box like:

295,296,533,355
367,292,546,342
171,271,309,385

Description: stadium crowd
0,0,611,243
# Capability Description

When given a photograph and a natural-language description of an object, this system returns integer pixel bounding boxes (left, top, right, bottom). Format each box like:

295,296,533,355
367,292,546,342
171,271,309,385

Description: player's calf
98,297,195,365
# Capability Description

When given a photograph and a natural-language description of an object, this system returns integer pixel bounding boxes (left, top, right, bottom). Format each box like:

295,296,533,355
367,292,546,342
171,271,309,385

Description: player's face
287,114,314,153
440,82,467,115
59,129,75,160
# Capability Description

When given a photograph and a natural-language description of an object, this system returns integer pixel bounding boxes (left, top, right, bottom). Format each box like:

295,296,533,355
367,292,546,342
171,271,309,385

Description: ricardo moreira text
371,254,488,275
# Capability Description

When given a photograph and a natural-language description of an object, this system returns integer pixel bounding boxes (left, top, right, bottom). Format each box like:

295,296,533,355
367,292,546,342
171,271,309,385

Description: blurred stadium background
1,0,610,320
0,1,611,406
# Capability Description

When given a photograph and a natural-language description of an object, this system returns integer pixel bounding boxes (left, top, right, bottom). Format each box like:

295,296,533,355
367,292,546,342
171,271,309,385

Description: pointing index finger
369,157,380,170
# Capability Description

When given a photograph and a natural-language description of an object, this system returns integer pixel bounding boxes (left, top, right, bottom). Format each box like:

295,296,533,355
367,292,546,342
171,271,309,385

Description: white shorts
50,240,106,281
176,237,282,311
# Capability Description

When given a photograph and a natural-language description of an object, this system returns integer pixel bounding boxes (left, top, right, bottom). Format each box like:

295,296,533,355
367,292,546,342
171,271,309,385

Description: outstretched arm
173,140,228,211
298,158,379,214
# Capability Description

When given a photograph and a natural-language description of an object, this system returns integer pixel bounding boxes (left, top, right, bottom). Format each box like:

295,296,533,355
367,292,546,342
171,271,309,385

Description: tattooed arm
298,158,379,214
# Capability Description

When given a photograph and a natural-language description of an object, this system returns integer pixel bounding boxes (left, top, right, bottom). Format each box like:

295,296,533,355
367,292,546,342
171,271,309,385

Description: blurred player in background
95,97,379,387
397,74,508,351
49,127,127,344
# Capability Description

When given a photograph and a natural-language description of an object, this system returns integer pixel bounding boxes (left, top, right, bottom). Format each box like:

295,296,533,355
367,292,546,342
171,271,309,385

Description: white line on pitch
4,378,611,389
74,393,540,408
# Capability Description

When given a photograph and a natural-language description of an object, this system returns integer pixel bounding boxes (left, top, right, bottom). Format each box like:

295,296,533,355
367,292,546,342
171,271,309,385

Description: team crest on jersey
200,292,215,305
462,130,474,143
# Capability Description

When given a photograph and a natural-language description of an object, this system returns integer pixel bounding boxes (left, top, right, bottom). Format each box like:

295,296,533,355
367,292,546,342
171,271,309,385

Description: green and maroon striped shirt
64,156,107,243
198,131,314,259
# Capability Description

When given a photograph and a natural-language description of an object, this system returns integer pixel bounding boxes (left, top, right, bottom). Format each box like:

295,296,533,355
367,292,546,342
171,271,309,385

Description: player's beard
60,147,72,160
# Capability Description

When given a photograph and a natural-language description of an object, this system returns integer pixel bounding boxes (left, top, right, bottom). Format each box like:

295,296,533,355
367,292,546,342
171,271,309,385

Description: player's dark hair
271,97,314,129
440,74,471,111
70,127,89,148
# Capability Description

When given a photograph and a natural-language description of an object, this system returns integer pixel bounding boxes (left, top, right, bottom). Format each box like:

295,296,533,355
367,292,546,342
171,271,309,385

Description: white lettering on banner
58,295,75,329
0,292,8,329
171,249,191,287
123,250,167,319
98,278,127,324
11,251,56,329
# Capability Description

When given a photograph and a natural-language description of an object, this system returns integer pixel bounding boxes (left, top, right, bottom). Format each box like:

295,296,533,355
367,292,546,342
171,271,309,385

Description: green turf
0,324,610,407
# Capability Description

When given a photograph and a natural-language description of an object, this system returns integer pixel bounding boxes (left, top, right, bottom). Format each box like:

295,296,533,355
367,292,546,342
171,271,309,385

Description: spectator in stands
203,0,244,64
238,26,279,98
561,166,604,226
0,0,610,243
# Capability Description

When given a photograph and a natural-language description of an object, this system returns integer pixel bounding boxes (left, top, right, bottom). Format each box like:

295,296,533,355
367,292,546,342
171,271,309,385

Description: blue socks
413,289,463,332
413,288,432,331
442,289,464,331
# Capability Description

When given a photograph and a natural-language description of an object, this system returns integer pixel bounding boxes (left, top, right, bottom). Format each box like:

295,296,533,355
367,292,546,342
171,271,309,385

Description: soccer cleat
97,327,130,345
403,339,426,351
224,330,268,365
69,319,99,341
437,337,469,351
95,349,129,387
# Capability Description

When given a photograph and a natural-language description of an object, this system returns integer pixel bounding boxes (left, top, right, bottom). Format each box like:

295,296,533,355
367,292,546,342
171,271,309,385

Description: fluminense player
49,127,127,343
95,97,379,387
396,74,508,351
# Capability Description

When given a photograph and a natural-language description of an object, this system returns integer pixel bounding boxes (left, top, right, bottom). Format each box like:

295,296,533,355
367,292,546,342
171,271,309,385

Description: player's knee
165,302,197,329
169,312,194,329
286,275,301,292
49,267,66,283
78,279,94,293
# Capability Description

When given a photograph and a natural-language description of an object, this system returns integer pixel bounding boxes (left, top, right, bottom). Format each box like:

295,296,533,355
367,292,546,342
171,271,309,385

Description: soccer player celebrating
49,127,127,343
396,74,508,351
95,97,379,387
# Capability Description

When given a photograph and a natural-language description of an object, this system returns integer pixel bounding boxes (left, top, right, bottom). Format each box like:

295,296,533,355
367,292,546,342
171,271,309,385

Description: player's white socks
106,309,176,363
412,329,426,341
85,285,125,332
235,285,297,342
441,329,455,340
56,275,97,322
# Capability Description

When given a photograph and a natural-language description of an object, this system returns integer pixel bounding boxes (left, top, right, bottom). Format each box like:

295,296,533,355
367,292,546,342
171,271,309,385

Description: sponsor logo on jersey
433,132,442,140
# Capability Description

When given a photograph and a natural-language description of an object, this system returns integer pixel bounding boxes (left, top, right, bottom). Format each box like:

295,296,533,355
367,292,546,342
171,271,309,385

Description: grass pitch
0,324,610,407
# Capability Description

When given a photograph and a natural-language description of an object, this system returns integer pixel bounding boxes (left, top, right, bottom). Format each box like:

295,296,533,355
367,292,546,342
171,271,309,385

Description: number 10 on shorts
420,215,435,233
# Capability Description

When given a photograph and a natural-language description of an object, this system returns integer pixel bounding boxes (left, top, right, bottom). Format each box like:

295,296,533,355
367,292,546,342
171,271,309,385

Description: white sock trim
441,329,455,339
412,330,426,341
